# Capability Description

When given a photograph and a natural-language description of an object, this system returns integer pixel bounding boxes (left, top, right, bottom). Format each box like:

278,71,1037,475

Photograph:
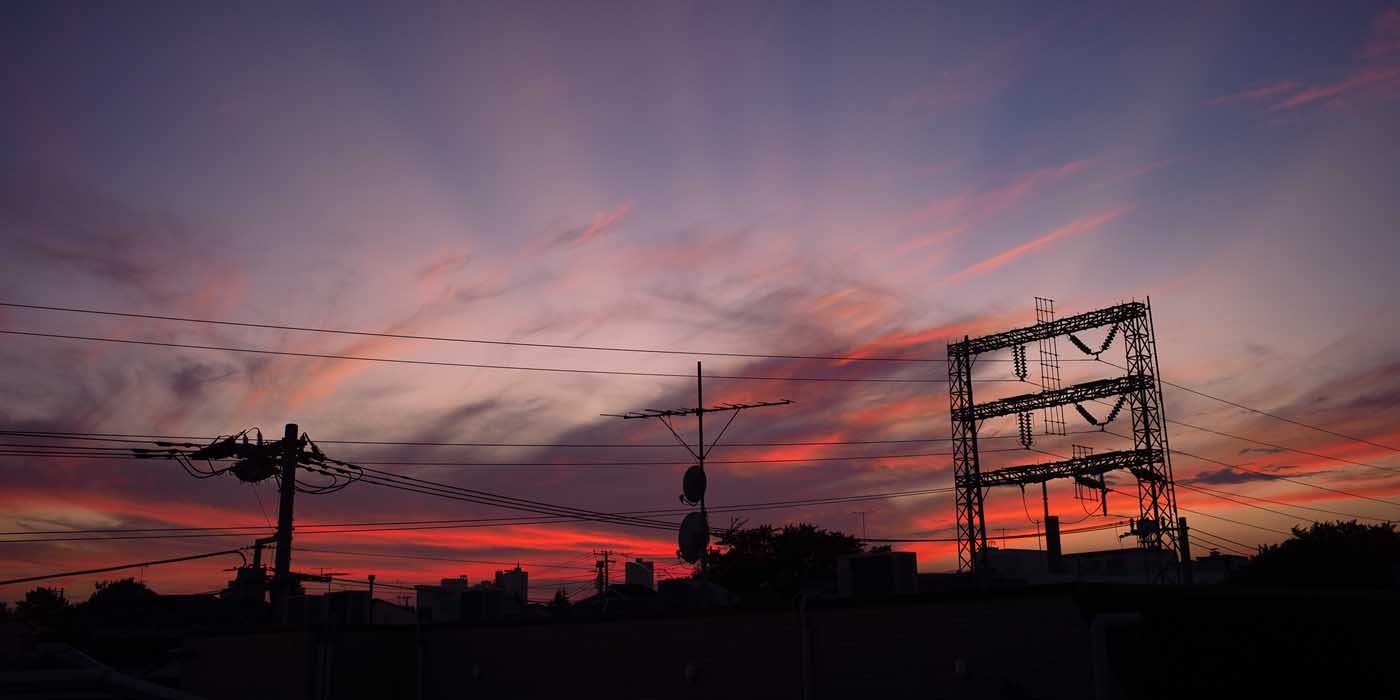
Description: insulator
1018,412,1033,448
1073,403,1099,426
1099,324,1120,354
1068,334,1094,357
1013,345,1028,380
1104,395,1128,424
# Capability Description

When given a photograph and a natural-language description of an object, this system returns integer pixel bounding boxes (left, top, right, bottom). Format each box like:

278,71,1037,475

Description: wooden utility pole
594,550,614,596
273,422,299,622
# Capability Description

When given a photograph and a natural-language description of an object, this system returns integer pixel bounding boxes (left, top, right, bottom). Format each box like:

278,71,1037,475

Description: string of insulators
1099,324,1119,353
1074,403,1099,426
1068,334,1094,357
1018,412,1033,448
1013,345,1028,381
1067,323,1121,358
1103,395,1127,425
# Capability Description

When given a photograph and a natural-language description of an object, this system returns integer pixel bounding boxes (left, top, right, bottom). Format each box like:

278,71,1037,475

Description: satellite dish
678,511,709,563
681,465,707,505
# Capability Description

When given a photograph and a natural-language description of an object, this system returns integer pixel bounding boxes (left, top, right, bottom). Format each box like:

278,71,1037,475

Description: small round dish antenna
680,465,707,505
678,511,709,563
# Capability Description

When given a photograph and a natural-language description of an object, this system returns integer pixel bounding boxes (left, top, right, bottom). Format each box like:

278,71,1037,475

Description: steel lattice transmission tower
947,298,1181,578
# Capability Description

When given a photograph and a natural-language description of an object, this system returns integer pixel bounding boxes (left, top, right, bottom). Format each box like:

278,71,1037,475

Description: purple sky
2,1,1399,599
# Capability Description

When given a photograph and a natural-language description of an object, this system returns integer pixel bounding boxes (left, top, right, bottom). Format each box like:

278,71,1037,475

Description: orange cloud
942,207,1132,285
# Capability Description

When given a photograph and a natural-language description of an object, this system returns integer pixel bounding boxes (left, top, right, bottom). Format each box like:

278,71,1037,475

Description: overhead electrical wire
1168,418,1400,474
1095,427,1400,510
1189,531,1251,557
0,300,1112,365
295,547,596,572
1177,505,1292,536
1094,357,1399,454
1179,481,1392,523
0,330,981,383
1190,526,1256,552
0,439,1030,468
0,483,956,543
1177,482,1350,524
860,520,1126,543
0,427,1106,450
0,300,941,363
0,548,246,587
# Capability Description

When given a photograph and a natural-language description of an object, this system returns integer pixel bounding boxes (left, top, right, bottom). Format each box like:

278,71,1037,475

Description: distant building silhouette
837,551,918,598
1192,550,1250,584
625,558,655,590
493,565,528,606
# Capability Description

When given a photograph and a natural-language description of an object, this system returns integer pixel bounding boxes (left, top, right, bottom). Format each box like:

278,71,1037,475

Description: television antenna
604,361,792,564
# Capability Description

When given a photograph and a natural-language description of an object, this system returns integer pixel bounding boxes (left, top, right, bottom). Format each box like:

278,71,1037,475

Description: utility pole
178,424,365,619
273,422,299,623
594,550,614,596
852,511,869,540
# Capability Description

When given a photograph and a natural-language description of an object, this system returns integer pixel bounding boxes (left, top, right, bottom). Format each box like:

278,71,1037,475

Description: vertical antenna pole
696,362,707,574
696,361,705,511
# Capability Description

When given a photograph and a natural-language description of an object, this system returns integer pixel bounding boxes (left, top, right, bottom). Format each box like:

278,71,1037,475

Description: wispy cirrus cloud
1270,65,1400,110
1207,81,1303,106
555,202,632,247
941,207,1132,286
1362,7,1400,58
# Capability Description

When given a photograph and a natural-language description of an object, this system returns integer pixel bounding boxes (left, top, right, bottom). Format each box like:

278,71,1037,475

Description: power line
0,441,1029,468
0,548,246,587
1098,428,1400,510
1177,505,1292,536
0,329,1003,383
295,547,596,572
1179,481,1392,523
0,428,1099,450
0,300,940,363
1097,483,1291,537
1176,481,1389,526
860,520,1125,543
1189,530,1251,556
0,485,956,543
1170,447,1400,509
1190,526,1257,552
1095,357,1399,454
1170,418,1400,474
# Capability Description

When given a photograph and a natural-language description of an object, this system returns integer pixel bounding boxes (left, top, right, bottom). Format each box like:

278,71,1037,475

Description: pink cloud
1363,7,1400,58
567,202,632,246
942,206,1132,285
1206,81,1302,106
903,159,1095,231
893,21,1051,116
1270,65,1400,110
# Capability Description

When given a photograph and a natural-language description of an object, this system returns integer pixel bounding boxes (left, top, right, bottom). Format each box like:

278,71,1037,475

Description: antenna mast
604,361,792,566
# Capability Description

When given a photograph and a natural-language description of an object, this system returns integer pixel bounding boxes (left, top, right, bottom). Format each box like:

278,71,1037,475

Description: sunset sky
3,1,1399,601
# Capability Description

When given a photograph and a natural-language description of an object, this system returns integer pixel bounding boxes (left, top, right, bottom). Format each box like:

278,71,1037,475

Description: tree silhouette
1238,520,1400,587
87,577,157,607
703,522,864,600
548,587,573,619
81,578,159,626
15,586,71,630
